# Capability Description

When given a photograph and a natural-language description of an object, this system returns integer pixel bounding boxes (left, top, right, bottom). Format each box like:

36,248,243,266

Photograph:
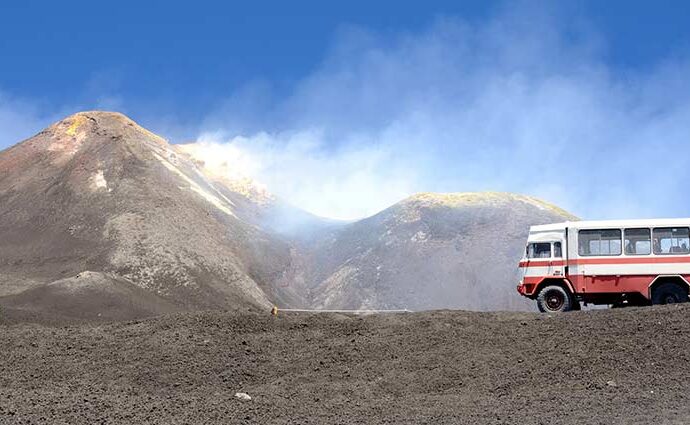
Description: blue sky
2,1,690,219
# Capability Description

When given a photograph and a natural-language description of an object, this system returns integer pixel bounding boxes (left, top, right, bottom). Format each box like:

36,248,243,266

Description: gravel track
1,305,690,424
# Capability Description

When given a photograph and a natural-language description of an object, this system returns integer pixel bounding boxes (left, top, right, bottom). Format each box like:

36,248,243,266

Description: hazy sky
2,1,690,220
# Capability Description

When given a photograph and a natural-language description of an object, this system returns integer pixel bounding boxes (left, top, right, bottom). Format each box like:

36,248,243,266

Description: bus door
551,241,565,277
566,229,586,293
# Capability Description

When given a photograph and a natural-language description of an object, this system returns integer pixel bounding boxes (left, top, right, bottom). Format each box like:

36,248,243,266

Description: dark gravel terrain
2,305,690,424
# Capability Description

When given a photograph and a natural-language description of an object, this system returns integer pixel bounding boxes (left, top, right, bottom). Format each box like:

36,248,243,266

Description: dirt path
1,305,689,424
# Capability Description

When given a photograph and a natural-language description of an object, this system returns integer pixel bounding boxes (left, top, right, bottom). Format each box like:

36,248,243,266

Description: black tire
651,283,688,305
536,285,574,313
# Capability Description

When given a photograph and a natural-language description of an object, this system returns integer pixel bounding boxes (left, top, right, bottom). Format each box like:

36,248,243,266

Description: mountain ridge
302,189,575,311
0,110,575,318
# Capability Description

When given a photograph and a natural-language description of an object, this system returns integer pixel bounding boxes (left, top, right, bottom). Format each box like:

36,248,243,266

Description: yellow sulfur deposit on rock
65,114,87,136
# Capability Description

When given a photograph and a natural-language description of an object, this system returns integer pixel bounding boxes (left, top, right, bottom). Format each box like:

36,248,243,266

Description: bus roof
530,218,690,233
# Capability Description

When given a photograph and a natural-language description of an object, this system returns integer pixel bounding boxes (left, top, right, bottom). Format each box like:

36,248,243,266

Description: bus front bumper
517,280,536,297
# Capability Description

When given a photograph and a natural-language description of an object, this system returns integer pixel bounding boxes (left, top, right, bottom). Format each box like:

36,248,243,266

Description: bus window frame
652,227,690,255
577,228,623,257
623,228,651,256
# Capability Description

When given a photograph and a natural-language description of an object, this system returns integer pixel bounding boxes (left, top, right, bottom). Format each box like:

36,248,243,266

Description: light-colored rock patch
90,170,111,192
153,152,237,218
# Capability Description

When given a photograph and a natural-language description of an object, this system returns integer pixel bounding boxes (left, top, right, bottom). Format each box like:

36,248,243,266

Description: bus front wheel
536,285,574,313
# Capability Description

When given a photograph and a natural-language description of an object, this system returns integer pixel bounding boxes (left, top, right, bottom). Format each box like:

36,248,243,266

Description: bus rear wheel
536,285,574,313
652,283,689,305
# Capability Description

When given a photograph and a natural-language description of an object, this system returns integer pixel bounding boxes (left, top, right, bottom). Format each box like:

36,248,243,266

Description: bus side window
578,229,622,256
553,242,562,258
653,227,690,254
624,228,651,255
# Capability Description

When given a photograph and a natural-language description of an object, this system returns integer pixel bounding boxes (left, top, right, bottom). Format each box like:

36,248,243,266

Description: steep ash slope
0,111,296,311
306,192,576,311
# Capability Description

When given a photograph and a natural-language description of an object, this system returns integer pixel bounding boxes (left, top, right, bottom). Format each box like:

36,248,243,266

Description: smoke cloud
191,130,417,220
189,5,690,221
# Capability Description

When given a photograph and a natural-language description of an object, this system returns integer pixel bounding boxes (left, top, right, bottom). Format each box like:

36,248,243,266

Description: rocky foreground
1,306,689,424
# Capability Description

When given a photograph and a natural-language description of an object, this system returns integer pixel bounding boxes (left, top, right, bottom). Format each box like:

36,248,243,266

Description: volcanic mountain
0,111,302,318
303,192,576,311
0,111,575,319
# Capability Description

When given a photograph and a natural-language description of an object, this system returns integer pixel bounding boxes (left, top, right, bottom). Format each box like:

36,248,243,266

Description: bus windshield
527,242,551,258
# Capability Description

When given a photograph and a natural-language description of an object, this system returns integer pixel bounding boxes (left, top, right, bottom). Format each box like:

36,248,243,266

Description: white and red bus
517,219,690,312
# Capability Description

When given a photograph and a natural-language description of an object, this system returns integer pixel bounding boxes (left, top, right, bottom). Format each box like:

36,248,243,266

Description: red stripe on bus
519,256,690,268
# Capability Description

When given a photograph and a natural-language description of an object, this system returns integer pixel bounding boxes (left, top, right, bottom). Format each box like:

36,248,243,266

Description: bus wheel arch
534,278,576,299
649,276,689,305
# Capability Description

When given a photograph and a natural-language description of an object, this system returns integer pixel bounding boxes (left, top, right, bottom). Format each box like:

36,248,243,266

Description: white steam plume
191,5,690,221
192,130,417,220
